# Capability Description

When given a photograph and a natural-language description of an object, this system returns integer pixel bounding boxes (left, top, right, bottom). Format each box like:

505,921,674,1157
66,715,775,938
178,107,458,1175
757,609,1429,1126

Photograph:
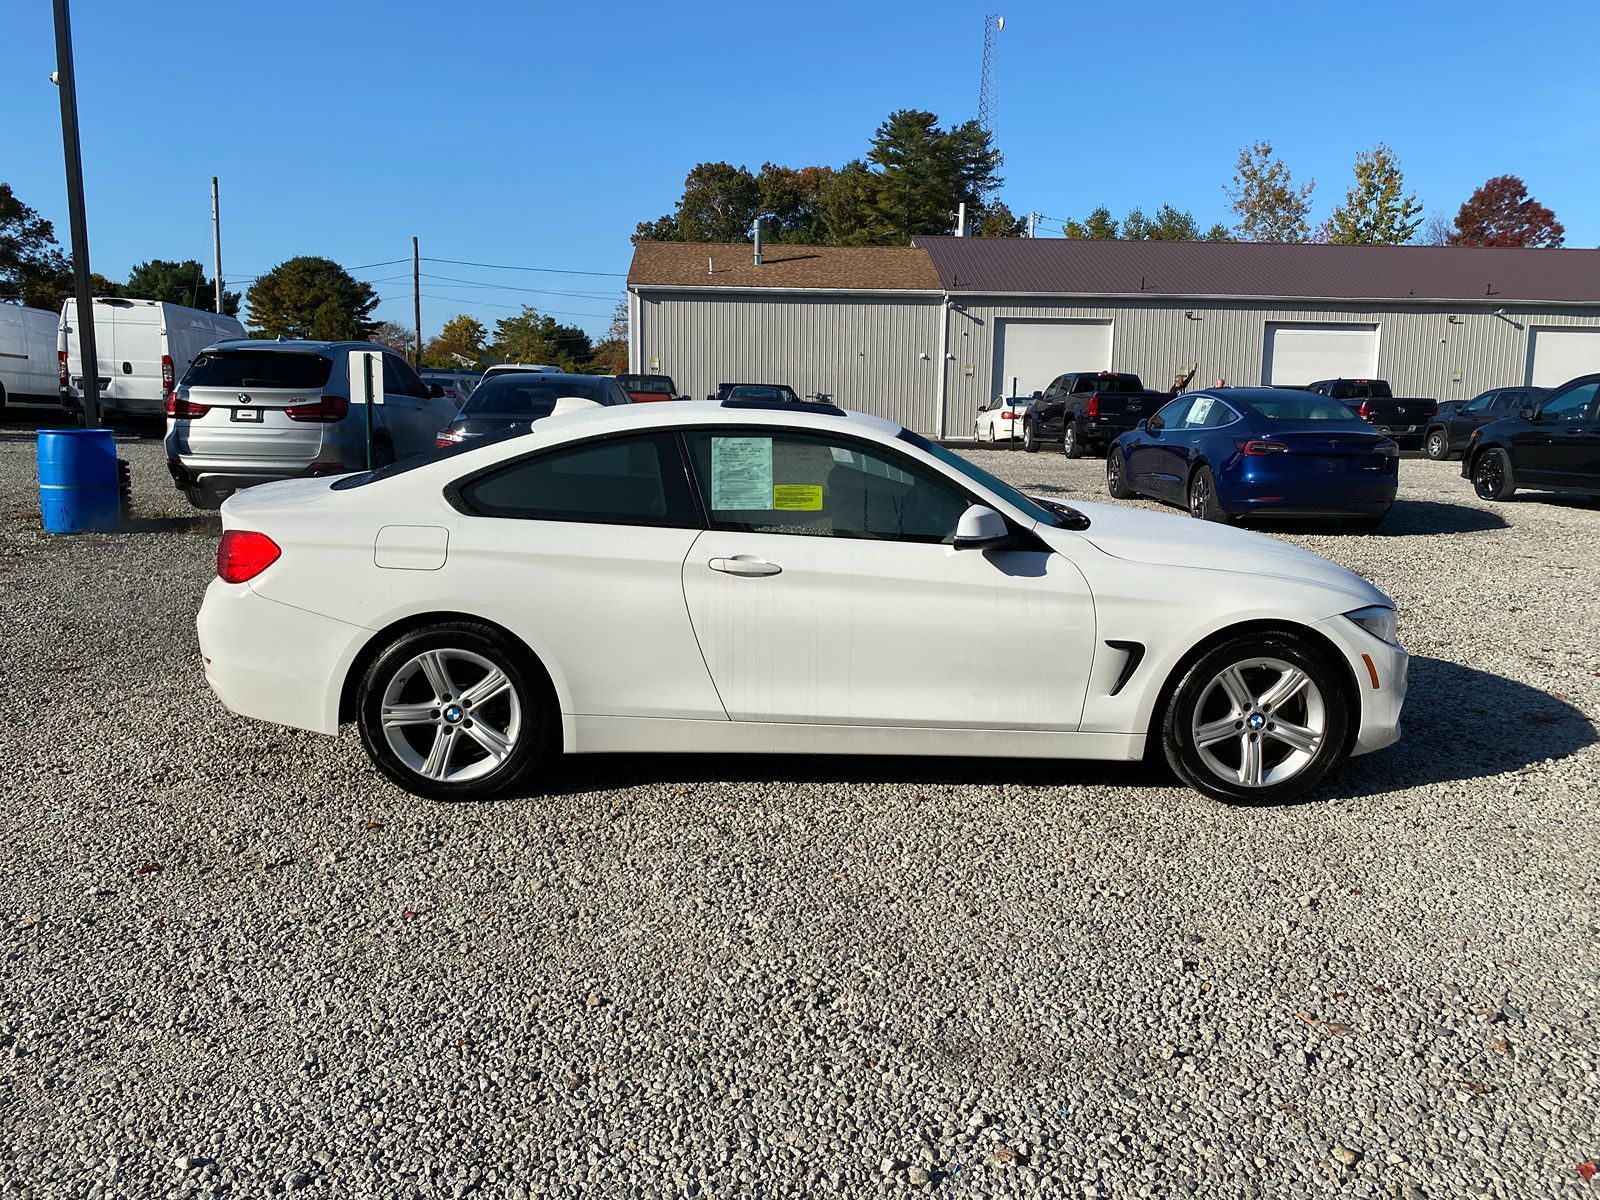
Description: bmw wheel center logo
1247,712,1266,730
443,704,464,724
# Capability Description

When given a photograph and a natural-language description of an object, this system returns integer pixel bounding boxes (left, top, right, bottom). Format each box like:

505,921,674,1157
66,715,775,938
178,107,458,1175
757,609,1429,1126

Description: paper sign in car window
829,446,856,465
1188,397,1214,425
711,437,774,509
772,484,823,510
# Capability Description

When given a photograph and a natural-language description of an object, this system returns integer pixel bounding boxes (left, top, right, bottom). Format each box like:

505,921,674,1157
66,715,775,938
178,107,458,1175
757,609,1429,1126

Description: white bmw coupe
198,399,1407,804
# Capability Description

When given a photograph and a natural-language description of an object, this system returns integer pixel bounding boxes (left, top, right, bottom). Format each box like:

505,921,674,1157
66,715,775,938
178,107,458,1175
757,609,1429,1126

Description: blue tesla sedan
1105,388,1399,529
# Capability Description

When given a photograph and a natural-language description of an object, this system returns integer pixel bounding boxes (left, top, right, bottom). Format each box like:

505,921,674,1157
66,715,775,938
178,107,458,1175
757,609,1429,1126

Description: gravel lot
3,424,1598,1200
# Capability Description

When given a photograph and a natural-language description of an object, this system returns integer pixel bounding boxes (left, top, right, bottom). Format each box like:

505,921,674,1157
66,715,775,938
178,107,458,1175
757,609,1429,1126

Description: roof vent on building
753,217,763,266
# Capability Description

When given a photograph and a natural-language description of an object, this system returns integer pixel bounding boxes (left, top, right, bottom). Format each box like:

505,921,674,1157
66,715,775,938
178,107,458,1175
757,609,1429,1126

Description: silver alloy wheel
1426,430,1447,459
380,647,522,784
1063,424,1076,454
1189,656,1326,788
1189,472,1210,518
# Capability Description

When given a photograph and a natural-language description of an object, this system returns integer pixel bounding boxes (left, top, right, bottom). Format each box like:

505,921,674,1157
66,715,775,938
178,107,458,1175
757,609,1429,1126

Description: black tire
181,485,223,511
1062,420,1085,459
1022,420,1037,453
986,423,996,444
1423,427,1450,460
356,622,554,801
1187,465,1231,523
370,435,397,470
1472,448,1516,501
1105,448,1135,499
1160,630,1351,804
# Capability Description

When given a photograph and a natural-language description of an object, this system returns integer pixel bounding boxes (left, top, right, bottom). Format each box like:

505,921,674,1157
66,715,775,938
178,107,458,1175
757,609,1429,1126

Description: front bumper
197,579,370,736
1313,614,1408,756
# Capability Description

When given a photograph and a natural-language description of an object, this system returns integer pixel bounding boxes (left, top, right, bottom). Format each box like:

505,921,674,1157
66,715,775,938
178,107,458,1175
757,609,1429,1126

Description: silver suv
165,339,459,508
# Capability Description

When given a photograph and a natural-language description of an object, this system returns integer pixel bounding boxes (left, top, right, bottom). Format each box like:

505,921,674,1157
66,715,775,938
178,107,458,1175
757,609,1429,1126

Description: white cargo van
1,304,63,414
59,298,245,418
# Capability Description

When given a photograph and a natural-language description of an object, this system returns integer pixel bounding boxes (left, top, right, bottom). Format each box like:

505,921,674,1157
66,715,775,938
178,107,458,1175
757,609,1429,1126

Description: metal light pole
211,177,224,314
412,236,422,369
52,0,100,428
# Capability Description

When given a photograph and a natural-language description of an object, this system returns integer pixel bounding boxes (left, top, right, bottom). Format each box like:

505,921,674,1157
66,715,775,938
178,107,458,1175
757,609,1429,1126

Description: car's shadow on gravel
527,657,1594,805
1246,499,1508,537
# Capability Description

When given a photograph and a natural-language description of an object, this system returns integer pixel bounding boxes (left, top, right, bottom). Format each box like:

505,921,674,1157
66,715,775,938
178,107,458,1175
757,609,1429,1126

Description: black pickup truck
1301,379,1437,449
1021,371,1167,457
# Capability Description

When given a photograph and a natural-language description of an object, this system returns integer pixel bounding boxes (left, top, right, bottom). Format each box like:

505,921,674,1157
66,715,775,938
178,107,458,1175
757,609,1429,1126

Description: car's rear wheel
1188,465,1230,523
1063,421,1084,458
1022,421,1037,453
986,423,996,444
1161,632,1350,804
1424,428,1449,460
1472,448,1516,500
356,622,553,801
1105,448,1135,499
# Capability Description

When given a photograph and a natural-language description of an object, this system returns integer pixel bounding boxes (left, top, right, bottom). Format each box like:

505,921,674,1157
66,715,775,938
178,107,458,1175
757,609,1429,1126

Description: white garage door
993,319,1112,398
1527,327,1600,388
1262,323,1378,386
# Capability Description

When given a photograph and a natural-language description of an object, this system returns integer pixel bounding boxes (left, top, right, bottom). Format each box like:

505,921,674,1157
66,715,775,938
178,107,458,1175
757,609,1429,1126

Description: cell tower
978,14,1003,135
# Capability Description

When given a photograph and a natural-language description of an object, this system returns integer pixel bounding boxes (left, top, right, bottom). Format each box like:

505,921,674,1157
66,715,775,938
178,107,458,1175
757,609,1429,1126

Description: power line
415,293,610,320
423,256,627,279
421,271,621,300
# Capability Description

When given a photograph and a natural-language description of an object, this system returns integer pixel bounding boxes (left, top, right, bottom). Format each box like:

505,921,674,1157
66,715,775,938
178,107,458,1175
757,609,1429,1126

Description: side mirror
1520,405,1537,421
550,395,602,418
428,382,446,399
952,504,1010,550
1136,419,1148,432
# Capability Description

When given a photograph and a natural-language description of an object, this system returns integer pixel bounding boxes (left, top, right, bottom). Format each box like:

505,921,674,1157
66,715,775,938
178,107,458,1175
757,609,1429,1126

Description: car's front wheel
356,622,553,801
1105,448,1135,498
1472,448,1516,500
1161,632,1350,803
1424,428,1449,460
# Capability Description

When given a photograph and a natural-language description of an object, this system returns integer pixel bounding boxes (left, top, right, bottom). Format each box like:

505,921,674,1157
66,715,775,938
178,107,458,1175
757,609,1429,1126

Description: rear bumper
197,579,369,736
1219,465,1397,517
1082,418,1139,442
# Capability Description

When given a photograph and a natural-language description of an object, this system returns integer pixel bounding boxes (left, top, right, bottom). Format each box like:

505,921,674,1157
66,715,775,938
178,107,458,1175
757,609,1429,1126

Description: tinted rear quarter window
462,375,601,417
182,351,332,390
457,433,695,526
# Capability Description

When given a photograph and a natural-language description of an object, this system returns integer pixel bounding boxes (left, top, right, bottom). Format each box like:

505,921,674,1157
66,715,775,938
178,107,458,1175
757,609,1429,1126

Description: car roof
206,338,388,354
488,399,901,442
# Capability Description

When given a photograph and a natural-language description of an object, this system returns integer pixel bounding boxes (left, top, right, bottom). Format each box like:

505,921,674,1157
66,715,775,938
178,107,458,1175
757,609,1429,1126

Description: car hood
1038,499,1389,606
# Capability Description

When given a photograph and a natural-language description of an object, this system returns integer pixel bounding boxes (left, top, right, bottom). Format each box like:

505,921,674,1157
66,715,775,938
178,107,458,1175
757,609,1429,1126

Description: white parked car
973,394,1031,443
197,400,1407,804
59,297,245,418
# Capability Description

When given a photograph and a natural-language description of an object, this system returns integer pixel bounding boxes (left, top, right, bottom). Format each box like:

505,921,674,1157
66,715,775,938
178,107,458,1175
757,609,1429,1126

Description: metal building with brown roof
628,237,1600,436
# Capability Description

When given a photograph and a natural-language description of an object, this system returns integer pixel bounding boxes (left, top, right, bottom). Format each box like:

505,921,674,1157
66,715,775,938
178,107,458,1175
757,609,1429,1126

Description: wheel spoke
462,667,511,709
1238,734,1264,786
381,701,436,728
1194,716,1238,747
420,727,456,780
1258,666,1310,711
1267,718,1320,755
464,719,513,764
1216,666,1254,713
418,651,457,702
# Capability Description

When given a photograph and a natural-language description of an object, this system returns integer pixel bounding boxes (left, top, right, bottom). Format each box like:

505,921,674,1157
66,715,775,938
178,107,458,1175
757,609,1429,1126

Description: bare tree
1419,212,1455,246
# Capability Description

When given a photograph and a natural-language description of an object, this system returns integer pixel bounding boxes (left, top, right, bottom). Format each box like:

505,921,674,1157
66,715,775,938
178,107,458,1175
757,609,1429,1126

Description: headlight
1344,604,1398,645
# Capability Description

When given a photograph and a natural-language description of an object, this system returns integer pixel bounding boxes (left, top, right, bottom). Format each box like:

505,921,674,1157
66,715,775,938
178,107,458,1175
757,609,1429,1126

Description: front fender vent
1106,640,1146,696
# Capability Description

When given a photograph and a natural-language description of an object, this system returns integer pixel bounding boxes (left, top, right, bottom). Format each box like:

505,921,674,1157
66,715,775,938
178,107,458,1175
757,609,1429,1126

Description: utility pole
412,236,422,370
211,176,224,314
51,0,100,429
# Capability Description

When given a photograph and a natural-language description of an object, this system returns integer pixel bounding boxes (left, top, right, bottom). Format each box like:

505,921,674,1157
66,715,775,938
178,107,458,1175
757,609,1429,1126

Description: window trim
444,429,702,529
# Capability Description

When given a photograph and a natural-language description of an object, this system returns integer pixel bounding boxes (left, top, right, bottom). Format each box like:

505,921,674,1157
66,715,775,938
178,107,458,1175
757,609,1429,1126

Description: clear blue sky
5,0,1596,340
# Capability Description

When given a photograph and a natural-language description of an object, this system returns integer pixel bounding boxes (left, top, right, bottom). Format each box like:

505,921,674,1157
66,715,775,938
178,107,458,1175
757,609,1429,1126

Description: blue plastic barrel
38,428,121,534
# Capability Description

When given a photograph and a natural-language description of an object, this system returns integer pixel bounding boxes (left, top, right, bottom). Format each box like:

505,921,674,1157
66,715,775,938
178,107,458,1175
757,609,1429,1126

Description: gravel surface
3,425,1598,1199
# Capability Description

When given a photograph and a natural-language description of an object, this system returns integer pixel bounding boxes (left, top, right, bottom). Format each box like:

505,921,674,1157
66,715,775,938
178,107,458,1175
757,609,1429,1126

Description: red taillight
161,353,175,392
165,392,211,419
1357,400,1371,420
1428,401,1438,418
284,395,350,423
1086,395,1101,418
1238,439,1290,455
436,428,466,449
216,531,281,583
1000,410,1015,421
58,350,69,389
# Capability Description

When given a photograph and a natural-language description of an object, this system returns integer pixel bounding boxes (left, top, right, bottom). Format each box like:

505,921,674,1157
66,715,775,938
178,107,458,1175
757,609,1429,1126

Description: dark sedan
1423,386,1546,460
434,372,632,448
1462,374,1600,503
1106,388,1399,529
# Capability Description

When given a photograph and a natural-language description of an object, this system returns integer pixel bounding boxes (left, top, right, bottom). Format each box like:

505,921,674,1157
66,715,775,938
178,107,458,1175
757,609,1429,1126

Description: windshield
898,429,1088,529
182,351,332,390
461,374,601,417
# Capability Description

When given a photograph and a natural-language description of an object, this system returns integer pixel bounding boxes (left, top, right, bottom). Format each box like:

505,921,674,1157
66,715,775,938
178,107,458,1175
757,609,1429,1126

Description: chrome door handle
709,556,781,577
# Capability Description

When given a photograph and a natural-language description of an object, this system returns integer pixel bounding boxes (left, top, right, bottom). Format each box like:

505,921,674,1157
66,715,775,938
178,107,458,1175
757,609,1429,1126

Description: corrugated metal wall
940,298,1600,436
633,290,943,431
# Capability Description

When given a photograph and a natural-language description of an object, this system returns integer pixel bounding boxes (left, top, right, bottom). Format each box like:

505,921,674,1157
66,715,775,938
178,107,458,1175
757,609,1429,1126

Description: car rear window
1250,397,1367,421
618,374,675,392
726,385,798,402
461,375,602,417
182,351,332,390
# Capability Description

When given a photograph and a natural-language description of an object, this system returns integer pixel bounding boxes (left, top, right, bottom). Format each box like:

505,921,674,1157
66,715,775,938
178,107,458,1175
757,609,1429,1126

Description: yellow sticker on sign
772,484,823,510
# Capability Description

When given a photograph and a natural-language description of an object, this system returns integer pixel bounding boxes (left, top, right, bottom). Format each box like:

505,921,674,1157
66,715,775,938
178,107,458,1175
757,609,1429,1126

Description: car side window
1150,397,1191,430
383,355,428,399
1182,397,1237,429
457,433,699,527
683,430,970,544
1540,380,1599,421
